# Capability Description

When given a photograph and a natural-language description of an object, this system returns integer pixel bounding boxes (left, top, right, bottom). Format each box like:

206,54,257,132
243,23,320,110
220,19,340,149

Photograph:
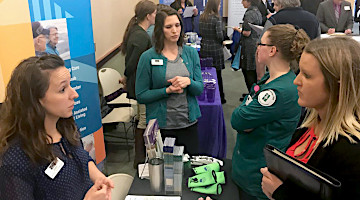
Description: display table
321,34,360,42
128,159,239,200
197,67,227,158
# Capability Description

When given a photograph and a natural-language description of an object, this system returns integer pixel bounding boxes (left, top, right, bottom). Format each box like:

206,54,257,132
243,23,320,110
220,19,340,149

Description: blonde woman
261,37,360,199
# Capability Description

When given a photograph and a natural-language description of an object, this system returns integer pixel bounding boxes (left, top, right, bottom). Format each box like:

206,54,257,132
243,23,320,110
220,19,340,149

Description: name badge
151,59,163,66
45,157,64,179
344,6,350,11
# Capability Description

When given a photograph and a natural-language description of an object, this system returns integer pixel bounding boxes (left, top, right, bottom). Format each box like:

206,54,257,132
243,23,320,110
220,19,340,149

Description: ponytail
266,24,310,63
290,28,310,63
120,16,137,55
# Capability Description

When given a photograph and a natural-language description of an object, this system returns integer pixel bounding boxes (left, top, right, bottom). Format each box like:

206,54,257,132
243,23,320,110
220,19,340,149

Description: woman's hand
260,167,283,200
84,179,111,200
97,177,114,194
166,85,184,94
198,197,212,200
119,76,127,90
193,8,199,16
178,8,183,15
168,76,191,89
233,27,242,33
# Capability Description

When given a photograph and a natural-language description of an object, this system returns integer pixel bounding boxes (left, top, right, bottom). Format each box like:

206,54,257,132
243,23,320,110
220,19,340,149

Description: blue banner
27,0,105,163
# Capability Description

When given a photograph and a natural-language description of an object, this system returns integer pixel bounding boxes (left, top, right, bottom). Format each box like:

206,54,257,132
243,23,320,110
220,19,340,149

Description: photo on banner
31,19,70,60
82,133,96,161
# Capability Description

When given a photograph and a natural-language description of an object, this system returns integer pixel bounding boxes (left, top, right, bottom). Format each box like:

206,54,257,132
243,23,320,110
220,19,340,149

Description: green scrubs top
231,70,301,199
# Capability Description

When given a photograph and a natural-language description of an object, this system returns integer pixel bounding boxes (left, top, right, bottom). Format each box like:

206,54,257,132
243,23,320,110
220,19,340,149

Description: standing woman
170,0,199,33
135,7,203,155
233,0,262,101
0,55,113,199
261,37,360,199
199,0,226,104
231,25,310,200
120,0,157,168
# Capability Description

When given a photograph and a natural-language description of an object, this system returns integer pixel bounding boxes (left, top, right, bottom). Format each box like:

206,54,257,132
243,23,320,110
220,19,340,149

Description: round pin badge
258,89,276,106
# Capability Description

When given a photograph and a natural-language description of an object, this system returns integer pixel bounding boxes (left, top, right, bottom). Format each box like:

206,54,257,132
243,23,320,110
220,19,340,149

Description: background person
261,37,360,199
45,26,60,55
257,0,320,81
32,22,49,57
300,0,324,15
233,0,262,101
199,0,226,104
316,0,353,34
119,0,157,168
0,55,113,200
135,7,203,155
170,0,199,33
231,24,310,200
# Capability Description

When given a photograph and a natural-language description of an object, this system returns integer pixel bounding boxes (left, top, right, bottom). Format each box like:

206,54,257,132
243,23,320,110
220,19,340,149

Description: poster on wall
0,0,105,165
227,0,246,37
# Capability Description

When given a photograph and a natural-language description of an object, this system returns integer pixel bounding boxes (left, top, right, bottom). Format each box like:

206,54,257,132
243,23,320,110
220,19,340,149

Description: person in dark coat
300,0,323,15
233,0,262,99
199,0,226,103
120,0,157,168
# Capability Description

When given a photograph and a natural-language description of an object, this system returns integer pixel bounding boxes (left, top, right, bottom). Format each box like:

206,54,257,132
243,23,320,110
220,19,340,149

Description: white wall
91,0,159,62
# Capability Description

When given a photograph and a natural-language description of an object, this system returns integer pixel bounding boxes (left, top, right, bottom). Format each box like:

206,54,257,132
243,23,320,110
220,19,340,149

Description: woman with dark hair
231,24,310,200
120,0,157,168
0,55,113,200
170,0,199,33
261,37,360,200
135,7,203,155
233,0,262,101
199,0,226,104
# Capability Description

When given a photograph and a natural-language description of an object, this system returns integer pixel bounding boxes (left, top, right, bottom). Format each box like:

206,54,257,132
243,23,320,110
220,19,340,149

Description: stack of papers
125,195,181,200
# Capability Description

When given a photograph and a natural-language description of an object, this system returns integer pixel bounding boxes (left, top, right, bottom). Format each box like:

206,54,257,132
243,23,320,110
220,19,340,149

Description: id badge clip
45,157,64,179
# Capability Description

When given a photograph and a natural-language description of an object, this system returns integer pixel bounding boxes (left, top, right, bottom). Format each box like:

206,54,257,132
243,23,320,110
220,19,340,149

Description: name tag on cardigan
151,59,163,66
344,6,350,11
45,157,64,179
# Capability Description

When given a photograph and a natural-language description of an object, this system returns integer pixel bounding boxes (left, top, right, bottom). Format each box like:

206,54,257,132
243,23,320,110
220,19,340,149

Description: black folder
263,144,341,200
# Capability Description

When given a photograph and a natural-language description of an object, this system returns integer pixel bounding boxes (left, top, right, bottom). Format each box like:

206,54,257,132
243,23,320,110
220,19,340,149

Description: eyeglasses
256,42,275,47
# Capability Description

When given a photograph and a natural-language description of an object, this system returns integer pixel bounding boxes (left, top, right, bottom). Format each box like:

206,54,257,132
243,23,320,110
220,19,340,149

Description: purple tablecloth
196,67,227,158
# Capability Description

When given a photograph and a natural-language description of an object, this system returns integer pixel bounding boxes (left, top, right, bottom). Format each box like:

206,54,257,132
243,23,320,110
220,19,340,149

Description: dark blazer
272,128,360,199
355,0,360,22
316,0,353,33
257,1,268,26
300,0,323,15
124,25,152,99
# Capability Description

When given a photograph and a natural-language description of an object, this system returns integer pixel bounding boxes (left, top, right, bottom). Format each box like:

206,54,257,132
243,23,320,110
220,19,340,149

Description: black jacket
268,7,320,40
272,128,360,199
300,0,323,16
124,25,152,99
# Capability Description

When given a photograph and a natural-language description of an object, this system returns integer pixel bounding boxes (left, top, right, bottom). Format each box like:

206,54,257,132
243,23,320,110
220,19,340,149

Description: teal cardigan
135,45,203,128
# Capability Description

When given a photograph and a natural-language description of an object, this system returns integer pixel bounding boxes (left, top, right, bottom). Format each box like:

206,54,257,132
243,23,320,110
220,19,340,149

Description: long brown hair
200,0,220,21
153,6,184,54
120,0,157,55
0,55,79,164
